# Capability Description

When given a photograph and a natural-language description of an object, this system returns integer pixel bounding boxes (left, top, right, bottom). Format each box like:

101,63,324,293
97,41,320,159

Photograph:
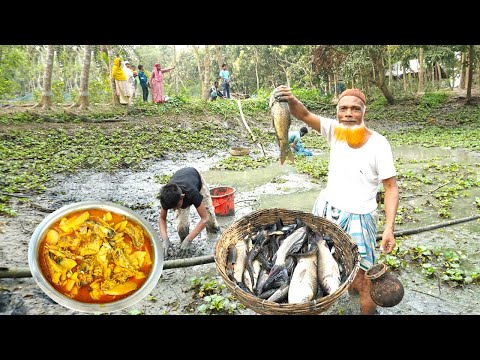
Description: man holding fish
272,86,399,315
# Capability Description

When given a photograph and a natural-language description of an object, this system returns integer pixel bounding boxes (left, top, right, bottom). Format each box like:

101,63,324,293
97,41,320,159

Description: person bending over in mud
159,167,221,257
273,86,399,315
288,126,313,156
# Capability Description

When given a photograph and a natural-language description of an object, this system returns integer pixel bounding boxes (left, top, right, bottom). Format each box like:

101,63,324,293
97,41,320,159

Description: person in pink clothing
150,63,175,104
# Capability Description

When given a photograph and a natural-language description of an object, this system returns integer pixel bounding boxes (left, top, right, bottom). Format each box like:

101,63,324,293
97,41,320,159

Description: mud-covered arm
291,139,298,150
158,208,169,242
184,203,209,243
380,176,399,254
274,85,321,132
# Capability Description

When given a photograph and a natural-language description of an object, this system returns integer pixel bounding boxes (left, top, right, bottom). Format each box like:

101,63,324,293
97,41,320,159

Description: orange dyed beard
334,123,367,147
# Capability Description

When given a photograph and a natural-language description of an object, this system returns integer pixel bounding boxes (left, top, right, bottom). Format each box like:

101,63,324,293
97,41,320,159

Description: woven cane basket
229,147,250,156
214,208,360,315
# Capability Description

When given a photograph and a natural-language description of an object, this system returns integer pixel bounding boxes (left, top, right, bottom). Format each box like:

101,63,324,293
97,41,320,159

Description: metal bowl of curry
28,201,164,313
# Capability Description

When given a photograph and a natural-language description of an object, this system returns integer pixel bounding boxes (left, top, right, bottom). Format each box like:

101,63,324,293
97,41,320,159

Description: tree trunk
403,66,407,91
436,62,442,90
333,73,338,98
431,63,435,90
466,45,474,103
477,51,480,87
459,52,466,89
465,59,470,91
192,46,205,100
388,53,392,86
253,46,260,91
369,48,395,104
33,45,54,110
104,46,120,106
173,45,178,96
450,62,455,89
203,46,211,101
71,45,92,110
214,45,223,76
417,47,424,93
328,73,333,95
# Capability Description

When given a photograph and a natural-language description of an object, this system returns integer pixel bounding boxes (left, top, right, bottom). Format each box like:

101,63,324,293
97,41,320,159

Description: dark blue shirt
138,70,148,86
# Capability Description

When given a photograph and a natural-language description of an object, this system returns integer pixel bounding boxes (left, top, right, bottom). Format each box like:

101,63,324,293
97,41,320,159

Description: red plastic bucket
210,186,236,216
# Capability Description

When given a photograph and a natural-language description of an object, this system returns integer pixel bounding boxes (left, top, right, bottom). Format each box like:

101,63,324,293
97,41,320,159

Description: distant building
387,59,455,86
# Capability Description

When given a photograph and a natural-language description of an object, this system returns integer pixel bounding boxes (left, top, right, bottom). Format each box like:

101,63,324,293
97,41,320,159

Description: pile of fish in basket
215,208,361,315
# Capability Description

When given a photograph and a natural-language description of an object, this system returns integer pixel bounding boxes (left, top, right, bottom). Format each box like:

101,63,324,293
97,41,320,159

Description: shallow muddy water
1,143,479,315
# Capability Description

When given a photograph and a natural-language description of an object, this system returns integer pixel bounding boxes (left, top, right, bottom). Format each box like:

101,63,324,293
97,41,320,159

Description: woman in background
150,63,175,104
111,58,129,105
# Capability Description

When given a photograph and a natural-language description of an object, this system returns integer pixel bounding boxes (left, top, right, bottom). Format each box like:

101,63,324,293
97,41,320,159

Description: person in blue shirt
219,63,231,99
137,64,149,102
288,126,313,156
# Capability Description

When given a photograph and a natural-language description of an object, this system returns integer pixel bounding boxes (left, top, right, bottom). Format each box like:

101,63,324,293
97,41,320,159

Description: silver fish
272,226,308,267
255,268,270,295
243,259,261,292
267,282,290,303
243,268,254,292
316,236,341,295
233,240,248,283
288,251,318,303
263,226,308,291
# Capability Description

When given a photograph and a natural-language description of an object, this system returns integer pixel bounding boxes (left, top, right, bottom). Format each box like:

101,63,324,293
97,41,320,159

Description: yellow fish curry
39,209,153,303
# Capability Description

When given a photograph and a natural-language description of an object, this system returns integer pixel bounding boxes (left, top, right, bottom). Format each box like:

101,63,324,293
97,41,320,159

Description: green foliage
0,203,17,216
367,95,389,111
294,157,329,180
129,309,144,315
378,245,409,270
388,126,480,151
0,120,237,214
52,81,65,104
0,46,27,99
302,133,329,151
293,87,334,113
198,294,239,315
418,91,448,110
190,276,245,315
154,174,172,184
0,111,37,124
88,77,112,104
379,243,480,286
213,155,273,171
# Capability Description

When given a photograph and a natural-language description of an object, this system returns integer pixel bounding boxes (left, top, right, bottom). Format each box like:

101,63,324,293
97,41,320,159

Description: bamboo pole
2,215,479,279
374,214,480,240
0,254,216,279
236,99,266,157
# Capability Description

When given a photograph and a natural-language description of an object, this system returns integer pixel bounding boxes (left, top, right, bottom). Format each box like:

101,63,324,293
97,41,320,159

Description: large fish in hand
270,92,294,165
